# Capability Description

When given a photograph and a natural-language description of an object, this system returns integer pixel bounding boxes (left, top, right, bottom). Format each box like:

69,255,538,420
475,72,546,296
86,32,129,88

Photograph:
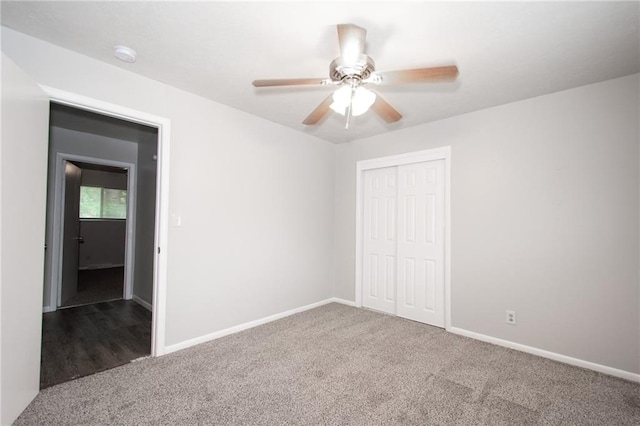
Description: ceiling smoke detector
114,45,136,63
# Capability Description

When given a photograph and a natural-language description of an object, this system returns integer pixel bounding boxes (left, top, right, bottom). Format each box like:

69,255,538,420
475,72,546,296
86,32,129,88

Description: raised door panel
362,166,397,314
396,160,445,327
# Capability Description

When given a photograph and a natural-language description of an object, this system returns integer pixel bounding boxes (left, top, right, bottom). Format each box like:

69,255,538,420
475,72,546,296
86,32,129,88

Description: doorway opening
40,101,161,388
59,160,130,308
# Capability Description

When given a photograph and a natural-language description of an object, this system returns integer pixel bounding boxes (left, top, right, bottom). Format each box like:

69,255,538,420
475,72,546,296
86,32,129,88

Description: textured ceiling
2,1,638,143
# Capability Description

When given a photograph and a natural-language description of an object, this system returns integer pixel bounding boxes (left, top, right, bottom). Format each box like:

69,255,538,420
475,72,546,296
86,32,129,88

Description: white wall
334,74,640,374
0,54,49,426
81,168,127,189
78,221,126,269
2,27,335,347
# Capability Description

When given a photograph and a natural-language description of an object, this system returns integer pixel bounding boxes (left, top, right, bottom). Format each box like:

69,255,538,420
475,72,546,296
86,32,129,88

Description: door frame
41,86,170,356
355,146,452,330
51,155,137,308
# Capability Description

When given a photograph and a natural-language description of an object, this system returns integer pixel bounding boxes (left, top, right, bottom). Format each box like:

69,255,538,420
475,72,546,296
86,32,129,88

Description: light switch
171,213,182,227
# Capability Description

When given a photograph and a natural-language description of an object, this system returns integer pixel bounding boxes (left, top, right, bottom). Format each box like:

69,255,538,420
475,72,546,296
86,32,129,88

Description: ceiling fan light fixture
330,86,376,117
253,23,458,127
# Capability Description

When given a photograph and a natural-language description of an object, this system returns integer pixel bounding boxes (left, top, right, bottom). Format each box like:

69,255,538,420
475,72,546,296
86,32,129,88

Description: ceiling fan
252,23,459,129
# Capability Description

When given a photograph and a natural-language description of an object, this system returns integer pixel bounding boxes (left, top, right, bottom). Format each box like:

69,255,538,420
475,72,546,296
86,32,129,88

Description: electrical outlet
506,310,517,325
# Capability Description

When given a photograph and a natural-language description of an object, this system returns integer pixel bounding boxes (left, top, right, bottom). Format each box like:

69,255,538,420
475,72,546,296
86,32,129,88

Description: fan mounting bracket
330,54,376,83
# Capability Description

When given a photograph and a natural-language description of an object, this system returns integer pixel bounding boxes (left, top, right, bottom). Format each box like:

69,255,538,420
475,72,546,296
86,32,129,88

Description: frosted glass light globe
330,86,376,116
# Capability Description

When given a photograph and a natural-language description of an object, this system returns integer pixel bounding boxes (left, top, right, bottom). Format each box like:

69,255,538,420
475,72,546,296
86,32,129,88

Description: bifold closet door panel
396,160,445,327
362,166,397,315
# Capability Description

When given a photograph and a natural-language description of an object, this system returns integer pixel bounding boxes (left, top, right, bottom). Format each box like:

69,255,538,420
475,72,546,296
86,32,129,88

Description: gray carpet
16,303,640,425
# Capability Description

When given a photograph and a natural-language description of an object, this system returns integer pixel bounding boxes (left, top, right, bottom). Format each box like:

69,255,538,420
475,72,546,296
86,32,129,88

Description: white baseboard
132,295,152,312
329,297,357,307
42,305,56,313
448,326,640,383
78,263,124,271
164,298,338,354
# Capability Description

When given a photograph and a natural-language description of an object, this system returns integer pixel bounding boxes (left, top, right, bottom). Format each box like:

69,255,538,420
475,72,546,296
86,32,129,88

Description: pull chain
345,83,356,130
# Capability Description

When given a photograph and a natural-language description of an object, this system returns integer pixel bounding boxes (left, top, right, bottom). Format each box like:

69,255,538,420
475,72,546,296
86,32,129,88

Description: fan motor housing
330,54,375,82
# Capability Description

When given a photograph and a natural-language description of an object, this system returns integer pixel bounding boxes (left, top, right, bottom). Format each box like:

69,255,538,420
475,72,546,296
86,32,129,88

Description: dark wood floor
40,299,151,389
62,267,124,307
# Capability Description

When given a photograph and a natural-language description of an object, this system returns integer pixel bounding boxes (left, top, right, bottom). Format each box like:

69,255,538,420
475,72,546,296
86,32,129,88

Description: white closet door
362,166,397,314
396,160,445,327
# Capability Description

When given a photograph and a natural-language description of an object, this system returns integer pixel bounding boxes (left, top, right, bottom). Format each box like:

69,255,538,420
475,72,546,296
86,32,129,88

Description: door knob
75,236,85,244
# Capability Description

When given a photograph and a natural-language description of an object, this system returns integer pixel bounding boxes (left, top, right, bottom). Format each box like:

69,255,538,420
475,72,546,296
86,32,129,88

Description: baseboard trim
164,298,337,354
448,326,640,383
132,295,152,312
329,297,357,307
42,305,56,313
161,299,638,382
78,263,125,271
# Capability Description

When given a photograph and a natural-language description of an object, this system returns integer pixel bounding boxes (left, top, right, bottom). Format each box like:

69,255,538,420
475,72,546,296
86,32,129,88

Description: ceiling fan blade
337,23,367,66
253,78,331,87
371,94,403,123
374,65,459,85
302,94,334,125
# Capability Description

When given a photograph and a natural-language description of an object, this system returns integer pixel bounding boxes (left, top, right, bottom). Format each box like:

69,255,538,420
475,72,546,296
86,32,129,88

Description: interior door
396,160,445,327
60,162,82,306
0,53,50,424
362,166,397,314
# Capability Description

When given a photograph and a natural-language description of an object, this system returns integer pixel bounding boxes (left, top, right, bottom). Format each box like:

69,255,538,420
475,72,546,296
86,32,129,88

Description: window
80,186,127,219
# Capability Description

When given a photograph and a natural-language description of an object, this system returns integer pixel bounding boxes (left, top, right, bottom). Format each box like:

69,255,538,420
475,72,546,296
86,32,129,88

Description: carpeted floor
62,267,124,307
16,303,640,425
